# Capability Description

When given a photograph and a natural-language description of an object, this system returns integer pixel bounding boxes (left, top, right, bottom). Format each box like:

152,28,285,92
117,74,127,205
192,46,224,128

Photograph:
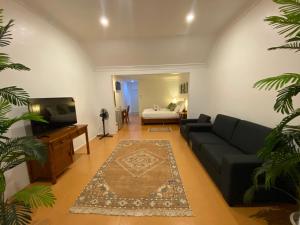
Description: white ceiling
21,0,252,41
19,0,254,66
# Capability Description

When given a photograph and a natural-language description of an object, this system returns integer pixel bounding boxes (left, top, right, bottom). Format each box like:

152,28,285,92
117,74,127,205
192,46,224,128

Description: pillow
169,103,177,111
167,103,173,109
174,104,181,113
153,104,160,111
167,103,176,109
198,114,211,123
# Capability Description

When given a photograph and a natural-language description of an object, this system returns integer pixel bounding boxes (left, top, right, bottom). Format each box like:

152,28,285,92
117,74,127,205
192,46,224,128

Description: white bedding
142,108,179,119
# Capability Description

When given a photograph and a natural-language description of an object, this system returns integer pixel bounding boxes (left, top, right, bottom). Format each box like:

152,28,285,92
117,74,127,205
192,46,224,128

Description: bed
141,108,180,125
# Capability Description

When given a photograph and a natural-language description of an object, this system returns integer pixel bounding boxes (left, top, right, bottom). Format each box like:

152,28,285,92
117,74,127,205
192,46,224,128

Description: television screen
29,97,77,136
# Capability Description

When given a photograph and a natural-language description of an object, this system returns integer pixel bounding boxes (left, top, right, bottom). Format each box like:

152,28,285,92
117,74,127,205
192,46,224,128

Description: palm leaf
0,86,29,106
268,41,300,51
0,137,47,172
0,19,13,47
0,98,11,121
276,108,300,130
2,202,32,225
274,84,300,113
0,172,5,193
244,184,300,204
14,185,56,208
254,73,300,90
265,14,300,38
274,0,300,17
0,112,46,136
0,53,9,64
0,53,30,72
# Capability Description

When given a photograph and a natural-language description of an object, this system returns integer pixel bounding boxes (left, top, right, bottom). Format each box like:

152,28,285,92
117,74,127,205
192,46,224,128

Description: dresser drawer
52,136,70,149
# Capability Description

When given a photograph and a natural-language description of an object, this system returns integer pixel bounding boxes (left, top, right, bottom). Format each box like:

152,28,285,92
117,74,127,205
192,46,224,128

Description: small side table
179,111,187,120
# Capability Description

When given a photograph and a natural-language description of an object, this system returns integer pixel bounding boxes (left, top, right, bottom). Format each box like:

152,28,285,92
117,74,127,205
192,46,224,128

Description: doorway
123,80,139,114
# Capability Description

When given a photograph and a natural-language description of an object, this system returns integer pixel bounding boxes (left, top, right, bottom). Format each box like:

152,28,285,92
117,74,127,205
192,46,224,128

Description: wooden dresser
27,124,90,184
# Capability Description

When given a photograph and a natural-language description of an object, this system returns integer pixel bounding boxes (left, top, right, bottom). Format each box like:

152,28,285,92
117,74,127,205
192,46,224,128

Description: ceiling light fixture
186,12,194,24
100,16,109,27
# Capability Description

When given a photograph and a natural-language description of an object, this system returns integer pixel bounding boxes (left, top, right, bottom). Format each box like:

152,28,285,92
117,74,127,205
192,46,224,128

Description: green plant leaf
0,137,47,172
0,172,5,193
0,98,11,121
2,202,32,225
274,84,300,113
268,41,300,51
0,53,30,72
274,0,300,17
254,73,300,90
243,185,257,204
14,185,56,208
265,14,300,38
0,19,13,47
0,112,47,136
0,86,29,106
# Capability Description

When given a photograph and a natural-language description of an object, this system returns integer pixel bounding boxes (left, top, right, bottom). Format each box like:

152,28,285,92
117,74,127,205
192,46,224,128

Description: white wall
207,0,300,127
85,36,213,67
0,0,98,197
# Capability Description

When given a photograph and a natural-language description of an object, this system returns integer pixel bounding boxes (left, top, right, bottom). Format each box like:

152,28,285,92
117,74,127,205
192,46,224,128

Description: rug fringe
69,207,193,217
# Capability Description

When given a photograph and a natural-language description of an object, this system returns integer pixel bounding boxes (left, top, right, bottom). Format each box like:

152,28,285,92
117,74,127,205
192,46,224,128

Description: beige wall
206,0,300,127
138,77,181,112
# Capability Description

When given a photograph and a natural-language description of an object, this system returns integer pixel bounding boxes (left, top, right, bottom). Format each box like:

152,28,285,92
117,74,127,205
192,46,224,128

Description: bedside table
179,111,187,120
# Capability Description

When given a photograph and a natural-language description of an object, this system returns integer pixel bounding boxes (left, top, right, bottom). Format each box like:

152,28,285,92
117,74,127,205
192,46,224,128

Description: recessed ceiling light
186,13,194,24
171,73,179,75
100,16,109,27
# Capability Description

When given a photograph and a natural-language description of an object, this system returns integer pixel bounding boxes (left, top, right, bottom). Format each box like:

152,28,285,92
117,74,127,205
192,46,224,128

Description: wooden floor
31,115,295,225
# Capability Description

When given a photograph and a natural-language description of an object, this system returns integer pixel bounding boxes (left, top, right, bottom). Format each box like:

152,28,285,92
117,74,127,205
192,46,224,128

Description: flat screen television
28,97,77,136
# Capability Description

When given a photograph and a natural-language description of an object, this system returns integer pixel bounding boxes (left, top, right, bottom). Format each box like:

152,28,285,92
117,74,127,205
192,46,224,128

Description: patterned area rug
148,127,172,132
70,140,192,216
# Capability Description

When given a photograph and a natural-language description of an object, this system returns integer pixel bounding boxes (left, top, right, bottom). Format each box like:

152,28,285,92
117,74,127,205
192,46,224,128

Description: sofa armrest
220,154,262,205
180,119,198,126
185,123,212,132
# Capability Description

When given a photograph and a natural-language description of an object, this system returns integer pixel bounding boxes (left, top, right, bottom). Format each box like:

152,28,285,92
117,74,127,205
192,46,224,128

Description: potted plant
244,0,300,224
0,9,55,224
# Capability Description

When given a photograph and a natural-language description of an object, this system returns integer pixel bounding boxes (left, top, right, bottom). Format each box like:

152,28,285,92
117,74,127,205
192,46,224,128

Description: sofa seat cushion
190,132,228,149
212,114,239,142
230,120,271,154
200,144,243,173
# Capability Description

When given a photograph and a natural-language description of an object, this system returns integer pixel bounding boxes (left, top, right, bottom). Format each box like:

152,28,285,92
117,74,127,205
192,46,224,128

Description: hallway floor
31,115,295,225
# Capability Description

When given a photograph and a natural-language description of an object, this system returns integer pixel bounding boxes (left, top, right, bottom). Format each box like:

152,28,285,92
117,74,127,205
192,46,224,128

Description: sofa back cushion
230,120,271,154
212,114,239,141
198,114,211,123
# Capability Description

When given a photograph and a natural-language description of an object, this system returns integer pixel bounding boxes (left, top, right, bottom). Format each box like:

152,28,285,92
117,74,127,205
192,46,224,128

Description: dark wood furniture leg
85,127,90,154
